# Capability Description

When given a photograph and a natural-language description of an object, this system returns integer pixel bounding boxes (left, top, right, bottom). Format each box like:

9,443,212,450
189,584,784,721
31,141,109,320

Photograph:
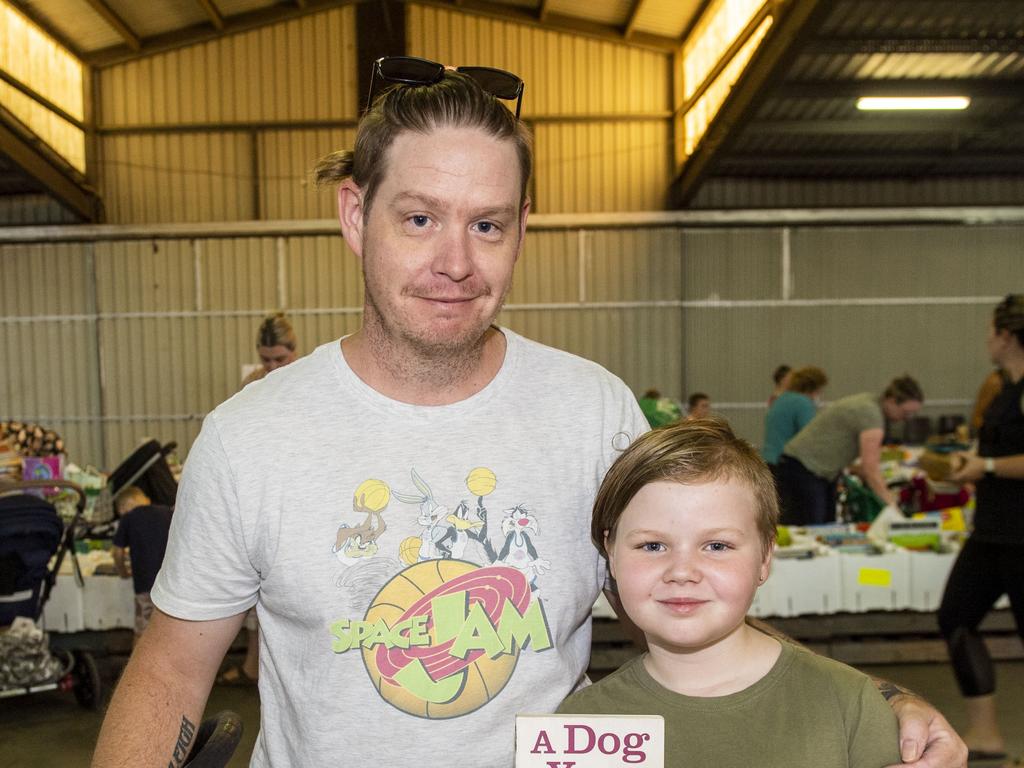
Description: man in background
111,487,172,646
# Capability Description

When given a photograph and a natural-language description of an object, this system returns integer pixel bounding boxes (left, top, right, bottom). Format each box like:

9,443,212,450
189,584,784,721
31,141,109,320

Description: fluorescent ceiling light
856,96,970,111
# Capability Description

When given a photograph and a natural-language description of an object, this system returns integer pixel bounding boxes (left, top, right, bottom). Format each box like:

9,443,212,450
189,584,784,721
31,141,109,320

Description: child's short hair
116,485,150,516
593,417,779,558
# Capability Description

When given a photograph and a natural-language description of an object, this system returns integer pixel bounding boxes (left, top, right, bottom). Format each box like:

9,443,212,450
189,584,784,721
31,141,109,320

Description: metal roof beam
804,36,1024,55
88,0,363,66
83,0,141,51
420,0,677,51
196,0,226,31
0,109,100,221
670,0,832,206
774,79,1024,100
623,0,646,39
742,116,1013,135
717,150,1024,168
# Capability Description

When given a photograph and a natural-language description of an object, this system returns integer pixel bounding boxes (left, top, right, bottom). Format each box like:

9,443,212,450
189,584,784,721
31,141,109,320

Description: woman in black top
939,295,1024,761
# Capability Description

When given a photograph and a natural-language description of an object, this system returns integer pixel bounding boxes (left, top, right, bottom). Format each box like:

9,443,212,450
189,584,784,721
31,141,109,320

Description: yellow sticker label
858,568,892,587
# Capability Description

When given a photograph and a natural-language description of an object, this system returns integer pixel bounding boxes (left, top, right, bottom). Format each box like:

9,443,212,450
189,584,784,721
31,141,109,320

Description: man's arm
876,680,967,768
92,607,245,768
111,546,130,579
859,428,897,506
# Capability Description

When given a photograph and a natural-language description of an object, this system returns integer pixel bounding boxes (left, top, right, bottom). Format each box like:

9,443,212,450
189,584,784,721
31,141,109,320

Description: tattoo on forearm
875,678,913,702
167,714,196,767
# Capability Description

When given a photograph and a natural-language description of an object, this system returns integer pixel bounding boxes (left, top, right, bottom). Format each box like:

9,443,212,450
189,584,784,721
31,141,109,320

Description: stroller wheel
71,651,102,710
185,711,244,768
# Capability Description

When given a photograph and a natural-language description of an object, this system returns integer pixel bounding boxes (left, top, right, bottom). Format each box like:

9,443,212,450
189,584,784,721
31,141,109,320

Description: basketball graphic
362,560,537,719
465,467,497,497
398,536,421,565
354,478,390,511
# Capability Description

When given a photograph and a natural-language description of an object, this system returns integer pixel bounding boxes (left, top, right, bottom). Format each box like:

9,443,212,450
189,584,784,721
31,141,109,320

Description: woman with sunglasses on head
940,295,1024,764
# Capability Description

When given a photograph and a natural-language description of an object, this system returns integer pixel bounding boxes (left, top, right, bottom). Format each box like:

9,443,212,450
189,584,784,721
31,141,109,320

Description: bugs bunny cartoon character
393,469,454,561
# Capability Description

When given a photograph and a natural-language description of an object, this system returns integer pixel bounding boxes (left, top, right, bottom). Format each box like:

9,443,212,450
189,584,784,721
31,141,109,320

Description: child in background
111,486,173,644
558,418,900,767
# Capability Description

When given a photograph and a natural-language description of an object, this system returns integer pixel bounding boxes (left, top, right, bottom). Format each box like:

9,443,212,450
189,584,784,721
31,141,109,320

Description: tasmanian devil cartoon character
332,491,388,561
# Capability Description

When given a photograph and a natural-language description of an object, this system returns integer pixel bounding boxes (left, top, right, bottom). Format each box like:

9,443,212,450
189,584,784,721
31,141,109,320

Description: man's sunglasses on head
367,56,524,119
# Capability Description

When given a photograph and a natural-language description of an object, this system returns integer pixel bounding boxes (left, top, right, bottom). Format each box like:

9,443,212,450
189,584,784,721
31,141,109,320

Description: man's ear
337,179,366,259
513,196,531,264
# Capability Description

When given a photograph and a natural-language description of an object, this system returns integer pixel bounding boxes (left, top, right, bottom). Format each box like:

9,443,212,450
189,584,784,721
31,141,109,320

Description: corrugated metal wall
95,6,359,224
0,194,79,225
93,3,671,222
3,216,1019,468
408,4,672,214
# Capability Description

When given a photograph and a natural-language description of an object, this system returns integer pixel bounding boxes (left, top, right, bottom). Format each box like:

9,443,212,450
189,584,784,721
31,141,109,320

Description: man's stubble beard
361,272,512,388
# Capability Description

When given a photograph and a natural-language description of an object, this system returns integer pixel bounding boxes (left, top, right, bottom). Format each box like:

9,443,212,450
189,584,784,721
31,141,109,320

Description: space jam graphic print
328,467,555,718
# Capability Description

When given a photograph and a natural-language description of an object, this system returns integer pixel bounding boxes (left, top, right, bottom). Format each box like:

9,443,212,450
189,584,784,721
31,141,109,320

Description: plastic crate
839,549,911,612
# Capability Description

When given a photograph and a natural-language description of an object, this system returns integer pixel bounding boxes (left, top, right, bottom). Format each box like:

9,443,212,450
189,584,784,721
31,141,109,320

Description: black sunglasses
366,56,524,119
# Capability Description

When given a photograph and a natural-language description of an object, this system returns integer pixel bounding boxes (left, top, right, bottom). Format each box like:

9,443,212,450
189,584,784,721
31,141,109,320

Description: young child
558,417,901,767
111,486,173,644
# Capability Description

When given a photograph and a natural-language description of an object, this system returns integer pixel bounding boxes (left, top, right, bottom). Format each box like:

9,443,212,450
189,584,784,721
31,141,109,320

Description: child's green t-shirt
557,642,900,768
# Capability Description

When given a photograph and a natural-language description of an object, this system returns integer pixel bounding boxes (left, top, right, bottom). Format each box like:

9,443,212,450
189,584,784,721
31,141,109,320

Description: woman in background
220,312,300,686
762,366,828,472
240,312,299,388
940,295,1024,762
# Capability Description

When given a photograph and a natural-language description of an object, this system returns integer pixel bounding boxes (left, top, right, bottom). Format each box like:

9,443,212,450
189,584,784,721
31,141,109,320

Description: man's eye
474,221,500,235
410,215,430,227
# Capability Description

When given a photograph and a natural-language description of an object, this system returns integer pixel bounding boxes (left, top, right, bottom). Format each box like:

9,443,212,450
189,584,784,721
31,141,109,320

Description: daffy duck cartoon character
436,499,489,560
496,505,550,590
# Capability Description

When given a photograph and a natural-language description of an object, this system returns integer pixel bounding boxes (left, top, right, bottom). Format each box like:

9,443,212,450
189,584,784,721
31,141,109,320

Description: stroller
0,479,245,764
0,478,102,708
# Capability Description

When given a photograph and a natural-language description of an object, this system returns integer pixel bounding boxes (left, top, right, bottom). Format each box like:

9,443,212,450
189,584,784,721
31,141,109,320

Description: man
687,392,711,420
93,65,965,768
110,487,173,646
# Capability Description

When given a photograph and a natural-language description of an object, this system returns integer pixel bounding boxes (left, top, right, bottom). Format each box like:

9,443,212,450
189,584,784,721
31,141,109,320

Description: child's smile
606,478,771,655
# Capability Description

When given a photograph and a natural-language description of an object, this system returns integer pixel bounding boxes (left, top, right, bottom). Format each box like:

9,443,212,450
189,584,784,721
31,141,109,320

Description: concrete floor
3,656,1022,767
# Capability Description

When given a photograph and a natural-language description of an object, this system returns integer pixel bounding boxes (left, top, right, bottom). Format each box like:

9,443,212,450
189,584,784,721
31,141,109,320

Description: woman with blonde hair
222,313,300,686
240,312,299,389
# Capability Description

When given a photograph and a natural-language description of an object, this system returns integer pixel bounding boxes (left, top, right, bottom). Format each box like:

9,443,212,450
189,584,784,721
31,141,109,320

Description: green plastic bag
840,474,885,523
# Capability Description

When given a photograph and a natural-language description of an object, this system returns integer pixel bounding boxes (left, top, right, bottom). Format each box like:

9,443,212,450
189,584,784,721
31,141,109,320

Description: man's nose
434,227,473,281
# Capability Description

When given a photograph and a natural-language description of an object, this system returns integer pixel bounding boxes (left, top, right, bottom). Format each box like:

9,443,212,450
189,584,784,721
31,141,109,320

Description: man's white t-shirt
152,328,648,766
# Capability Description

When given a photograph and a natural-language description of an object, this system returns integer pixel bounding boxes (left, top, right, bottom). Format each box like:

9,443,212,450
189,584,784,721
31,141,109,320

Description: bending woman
776,375,923,525
939,295,1024,760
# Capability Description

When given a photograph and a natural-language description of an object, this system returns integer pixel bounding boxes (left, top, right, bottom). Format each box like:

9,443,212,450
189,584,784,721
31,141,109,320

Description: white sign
516,714,664,767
